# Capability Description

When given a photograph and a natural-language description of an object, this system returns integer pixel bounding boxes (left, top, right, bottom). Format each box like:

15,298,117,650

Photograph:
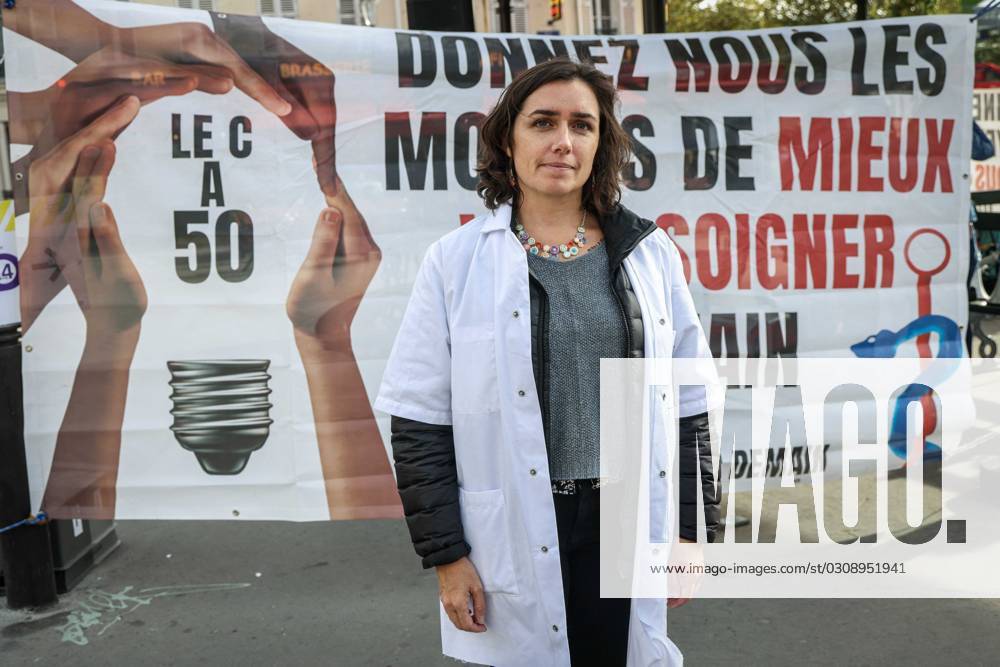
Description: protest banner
3,1,973,518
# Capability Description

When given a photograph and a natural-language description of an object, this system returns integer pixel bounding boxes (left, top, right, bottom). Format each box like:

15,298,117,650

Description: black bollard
0,323,57,609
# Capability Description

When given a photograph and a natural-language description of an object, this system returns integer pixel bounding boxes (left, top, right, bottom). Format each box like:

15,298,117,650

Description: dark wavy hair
476,58,631,217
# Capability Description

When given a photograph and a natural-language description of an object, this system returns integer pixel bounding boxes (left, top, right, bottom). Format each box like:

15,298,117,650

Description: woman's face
508,79,601,204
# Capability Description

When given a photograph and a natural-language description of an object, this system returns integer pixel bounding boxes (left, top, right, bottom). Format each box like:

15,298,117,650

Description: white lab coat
374,203,713,667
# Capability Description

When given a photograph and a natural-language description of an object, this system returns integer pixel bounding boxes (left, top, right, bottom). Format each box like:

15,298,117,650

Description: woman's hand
436,557,488,633
19,96,141,332
667,537,703,609
286,179,381,343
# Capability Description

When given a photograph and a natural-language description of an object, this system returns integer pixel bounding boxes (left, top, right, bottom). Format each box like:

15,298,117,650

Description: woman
375,58,718,667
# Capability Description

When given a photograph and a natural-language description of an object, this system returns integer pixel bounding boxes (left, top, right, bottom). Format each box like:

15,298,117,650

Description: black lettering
396,32,437,88
229,116,252,158
171,114,190,158
573,39,607,65
528,38,570,64
485,38,528,87
791,32,827,95
622,114,656,191
454,111,484,191
746,312,761,357
849,27,879,95
442,36,482,89
915,23,946,96
882,25,913,94
710,36,753,94
193,114,212,158
724,116,754,191
215,209,254,283
384,111,447,190
608,39,648,90
748,33,790,95
765,312,797,357
682,116,719,191
665,38,711,92
709,312,739,358
201,161,224,207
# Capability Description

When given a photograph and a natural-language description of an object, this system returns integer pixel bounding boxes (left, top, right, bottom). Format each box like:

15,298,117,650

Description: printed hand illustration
286,176,380,341
2,0,290,116
41,142,146,519
64,143,148,338
19,96,141,333
286,178,398,520
9,45,232,149
8,46,233,217
210,13,338,197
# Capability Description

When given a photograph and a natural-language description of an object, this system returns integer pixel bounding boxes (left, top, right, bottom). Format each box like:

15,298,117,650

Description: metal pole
0,323,58,609
497,0,512,32
643,0,666,33
856,0,868,20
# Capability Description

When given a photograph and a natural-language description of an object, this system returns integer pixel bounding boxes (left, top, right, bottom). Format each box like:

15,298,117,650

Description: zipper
528,268,551,447
613,268,632,358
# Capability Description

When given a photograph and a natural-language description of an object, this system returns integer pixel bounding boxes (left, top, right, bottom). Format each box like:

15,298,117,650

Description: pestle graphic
167,360,274,475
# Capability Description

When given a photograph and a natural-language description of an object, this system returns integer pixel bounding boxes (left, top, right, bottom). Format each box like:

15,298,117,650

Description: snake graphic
850,314,962,460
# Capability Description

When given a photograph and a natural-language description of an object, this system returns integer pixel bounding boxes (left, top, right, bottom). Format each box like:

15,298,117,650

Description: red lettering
792,213,827,289
922,118,954,193
778,117,834,191
735,213,751,289
695,213,731,290
838,118,853,191
832,214,860,289
888,118,919,192
862,214,894,288
857,117,885,192
656,213,691,283
756,214,789,289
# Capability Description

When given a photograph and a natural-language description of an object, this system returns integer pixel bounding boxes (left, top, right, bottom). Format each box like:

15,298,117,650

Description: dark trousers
553,482,631,667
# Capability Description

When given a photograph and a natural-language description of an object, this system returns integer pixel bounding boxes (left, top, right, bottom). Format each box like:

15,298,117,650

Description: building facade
109,0,645,34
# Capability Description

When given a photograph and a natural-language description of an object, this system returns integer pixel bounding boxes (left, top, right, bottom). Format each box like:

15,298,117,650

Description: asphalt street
2,506,999,666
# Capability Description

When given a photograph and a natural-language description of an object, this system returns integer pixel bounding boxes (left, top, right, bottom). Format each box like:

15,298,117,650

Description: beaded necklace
515,210,588,260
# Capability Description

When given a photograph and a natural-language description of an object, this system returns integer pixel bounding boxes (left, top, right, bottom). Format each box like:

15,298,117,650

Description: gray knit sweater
527,241,628,480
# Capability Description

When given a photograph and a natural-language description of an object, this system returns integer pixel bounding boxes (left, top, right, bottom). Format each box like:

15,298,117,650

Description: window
489,0,528,33
177,0,216,9
341,0,377,26
259,0,298,18
340,0,357,24
593,0,618,35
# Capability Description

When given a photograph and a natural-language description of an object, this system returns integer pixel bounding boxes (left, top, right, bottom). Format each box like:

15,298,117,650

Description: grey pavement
2,513,1000,666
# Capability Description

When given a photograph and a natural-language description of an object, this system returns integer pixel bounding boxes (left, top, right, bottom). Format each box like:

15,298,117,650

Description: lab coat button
513,310,520,318
529,468,537,476
518,389,526,397
659,318,666,325
540,546,548,553
659,470,666,478
552,625,559,632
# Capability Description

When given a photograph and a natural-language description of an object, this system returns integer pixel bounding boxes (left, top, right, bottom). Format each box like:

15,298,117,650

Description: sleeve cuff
421,541,471,569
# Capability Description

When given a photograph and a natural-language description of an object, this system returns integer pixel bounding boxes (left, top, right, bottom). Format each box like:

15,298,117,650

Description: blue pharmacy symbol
850,314,962,460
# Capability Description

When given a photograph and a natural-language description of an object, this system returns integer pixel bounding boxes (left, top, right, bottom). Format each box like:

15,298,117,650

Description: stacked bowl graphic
167,360,274,475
